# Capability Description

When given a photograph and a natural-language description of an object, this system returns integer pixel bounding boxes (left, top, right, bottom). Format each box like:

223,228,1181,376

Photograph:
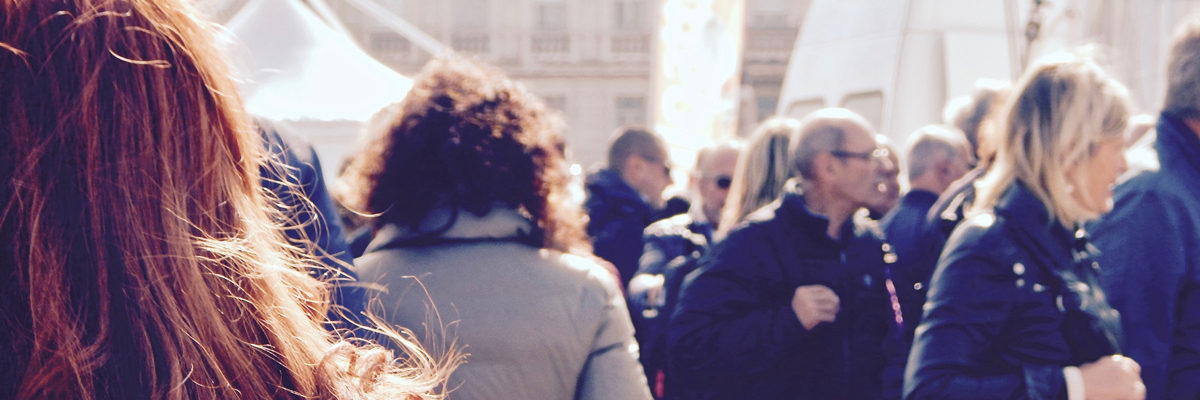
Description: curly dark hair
338,56,587,253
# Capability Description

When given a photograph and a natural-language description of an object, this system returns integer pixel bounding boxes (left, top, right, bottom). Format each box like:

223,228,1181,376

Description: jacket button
1015,278,1025,288
1032,283,1045,293
1013,262,1025,275
913,282,924,291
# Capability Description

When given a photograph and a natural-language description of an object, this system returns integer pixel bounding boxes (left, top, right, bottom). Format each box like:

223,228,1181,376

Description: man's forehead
841,126,876,148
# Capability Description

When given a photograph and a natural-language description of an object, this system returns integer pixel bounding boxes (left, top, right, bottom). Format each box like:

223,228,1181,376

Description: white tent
777,0,1018,146
222,0,413,177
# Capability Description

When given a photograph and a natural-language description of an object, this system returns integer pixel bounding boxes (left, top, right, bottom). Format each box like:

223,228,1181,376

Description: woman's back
358,209,644,399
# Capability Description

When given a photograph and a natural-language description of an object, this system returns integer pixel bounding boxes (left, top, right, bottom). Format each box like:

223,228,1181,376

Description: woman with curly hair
339,56,652,400
0,0,450,398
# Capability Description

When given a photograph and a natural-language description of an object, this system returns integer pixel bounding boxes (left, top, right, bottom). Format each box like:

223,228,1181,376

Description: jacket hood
366,207,537,253
1156,111,1200,180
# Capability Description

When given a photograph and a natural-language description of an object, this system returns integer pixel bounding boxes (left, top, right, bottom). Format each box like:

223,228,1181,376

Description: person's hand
791,285,839,330
1080,354,1145,400
628,274,665,313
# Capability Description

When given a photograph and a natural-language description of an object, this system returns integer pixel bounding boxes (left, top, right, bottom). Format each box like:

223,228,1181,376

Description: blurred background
197,0,1200,178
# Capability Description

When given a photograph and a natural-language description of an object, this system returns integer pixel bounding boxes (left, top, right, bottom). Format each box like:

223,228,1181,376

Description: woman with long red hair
0,0,450,398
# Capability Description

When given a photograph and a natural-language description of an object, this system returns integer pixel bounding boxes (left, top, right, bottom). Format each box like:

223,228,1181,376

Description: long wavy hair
717,117,796,236
972,53,1131,224
337,56,588,253
0,0,449,398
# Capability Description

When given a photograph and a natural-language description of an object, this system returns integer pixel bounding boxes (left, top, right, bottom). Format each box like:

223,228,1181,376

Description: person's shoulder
545,251,624,291
1124,165,1194,200
942,211,1013,258
721,205,781,246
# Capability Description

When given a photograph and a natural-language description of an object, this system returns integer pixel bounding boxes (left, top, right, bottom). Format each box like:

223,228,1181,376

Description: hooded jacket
1089,111,1200,400
356,208,652,400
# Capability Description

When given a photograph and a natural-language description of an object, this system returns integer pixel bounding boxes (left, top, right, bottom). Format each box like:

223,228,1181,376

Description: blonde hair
972,53,1131,224
0,0,452,398
718,117,796,235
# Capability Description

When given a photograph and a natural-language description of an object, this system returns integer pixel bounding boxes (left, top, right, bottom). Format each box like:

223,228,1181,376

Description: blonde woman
0,0,449,398
717,117,796,237
904,54,1144,400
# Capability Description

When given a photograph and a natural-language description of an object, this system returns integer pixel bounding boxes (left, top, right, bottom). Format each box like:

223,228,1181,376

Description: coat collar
1156,111,1200,180
900,189,939,209
585,168,648,206
779,190,857,245
367,207,536,253
994,182,1083,270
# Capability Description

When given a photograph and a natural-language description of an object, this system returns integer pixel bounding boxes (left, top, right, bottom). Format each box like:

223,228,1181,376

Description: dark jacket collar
366,207,536,253
1156,111,1200,180
779,190,857,246
901,189,940,208
994,182,1079,269
585,168,647,206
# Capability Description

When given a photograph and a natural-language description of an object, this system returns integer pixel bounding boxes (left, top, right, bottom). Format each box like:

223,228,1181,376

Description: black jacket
667,191,891,399
905,182,1123,400
880,189,941,399
586,168,655,285
630,212,715,398
1089,111,1200,400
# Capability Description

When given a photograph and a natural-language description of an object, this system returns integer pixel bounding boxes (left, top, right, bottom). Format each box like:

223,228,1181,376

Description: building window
840,91,885,131
453,0,489,31
451,32,490,54
544,95,567,112
369,31,411,55
532,33,570,53
535,0,567,31
749,0,790,28
786,98,825,120
614,0,647,31
615,96,646,126
756,96,778,122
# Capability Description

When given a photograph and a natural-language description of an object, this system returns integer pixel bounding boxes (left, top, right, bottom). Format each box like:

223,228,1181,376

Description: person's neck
801,183,856,240
908,176,944,197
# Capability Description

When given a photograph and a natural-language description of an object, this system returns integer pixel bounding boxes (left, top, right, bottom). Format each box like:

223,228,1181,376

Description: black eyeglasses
830,147,889,161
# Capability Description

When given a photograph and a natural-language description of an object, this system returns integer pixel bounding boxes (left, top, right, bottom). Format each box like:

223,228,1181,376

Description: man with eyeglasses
667,108,894,399
626,141,742,398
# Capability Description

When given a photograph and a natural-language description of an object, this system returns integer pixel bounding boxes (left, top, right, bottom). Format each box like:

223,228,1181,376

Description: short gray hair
789,108,874,180
904,125,967,181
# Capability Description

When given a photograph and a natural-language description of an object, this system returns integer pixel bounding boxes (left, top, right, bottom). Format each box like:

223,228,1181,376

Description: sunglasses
715,176,732,190
697,174,732,190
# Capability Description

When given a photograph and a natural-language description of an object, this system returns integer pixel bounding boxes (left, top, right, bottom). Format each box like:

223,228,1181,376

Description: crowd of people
2,1,1199,399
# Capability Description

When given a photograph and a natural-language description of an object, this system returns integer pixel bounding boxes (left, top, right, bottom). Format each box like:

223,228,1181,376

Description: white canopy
224,0,412,122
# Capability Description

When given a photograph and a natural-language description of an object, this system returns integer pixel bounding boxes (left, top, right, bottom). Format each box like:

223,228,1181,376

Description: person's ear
814,151,838,181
